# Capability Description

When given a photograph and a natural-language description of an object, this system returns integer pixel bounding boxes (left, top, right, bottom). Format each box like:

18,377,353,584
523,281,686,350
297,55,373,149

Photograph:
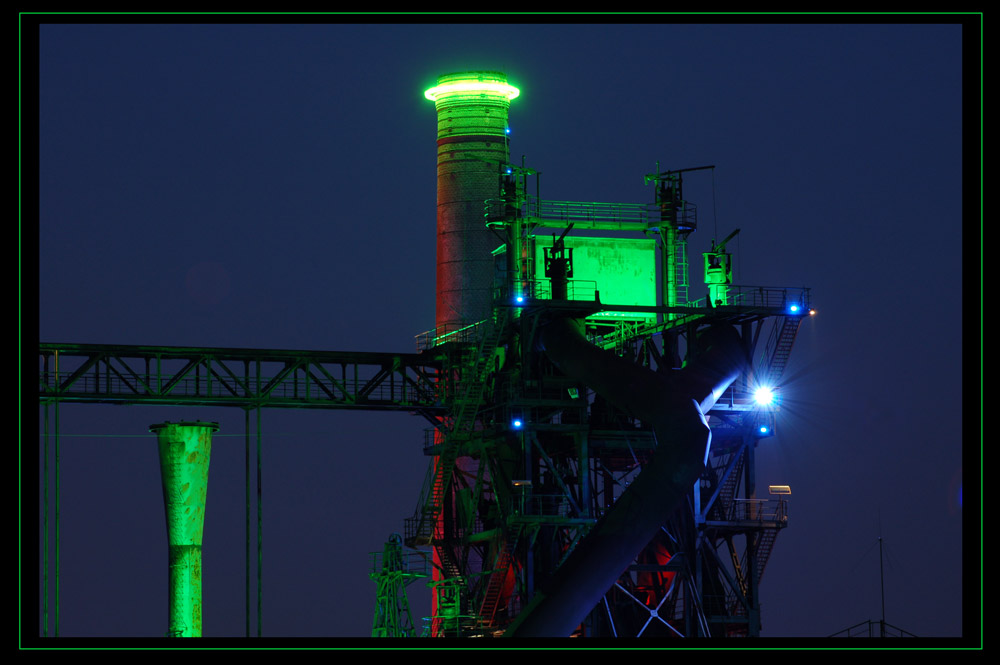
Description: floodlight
754,386,774,406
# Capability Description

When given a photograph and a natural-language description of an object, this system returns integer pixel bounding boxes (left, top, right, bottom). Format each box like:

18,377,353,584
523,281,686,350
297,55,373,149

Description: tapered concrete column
150,420,218,637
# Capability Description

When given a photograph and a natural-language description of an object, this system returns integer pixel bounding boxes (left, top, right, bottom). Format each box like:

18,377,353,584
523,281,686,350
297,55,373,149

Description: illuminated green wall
530,235,657,323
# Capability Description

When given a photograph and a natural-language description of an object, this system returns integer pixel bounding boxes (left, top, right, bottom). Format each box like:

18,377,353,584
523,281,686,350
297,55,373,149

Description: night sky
27,17,980,644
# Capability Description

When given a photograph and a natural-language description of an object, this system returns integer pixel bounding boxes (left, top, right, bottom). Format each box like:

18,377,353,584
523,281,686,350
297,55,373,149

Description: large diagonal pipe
505,319,746,637
150,420,218,637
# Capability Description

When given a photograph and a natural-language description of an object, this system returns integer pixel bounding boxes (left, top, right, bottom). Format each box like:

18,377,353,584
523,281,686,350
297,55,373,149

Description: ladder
675,237,690,306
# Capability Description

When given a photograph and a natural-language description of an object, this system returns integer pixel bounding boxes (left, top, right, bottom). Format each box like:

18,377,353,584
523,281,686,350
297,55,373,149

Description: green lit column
151,421,219,638
425,71,519,332
424,71,519,636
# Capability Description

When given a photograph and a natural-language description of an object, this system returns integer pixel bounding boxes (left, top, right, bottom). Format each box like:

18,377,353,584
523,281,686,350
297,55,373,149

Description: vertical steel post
745,435,760,637
257,406,262,637
245,407,250,638
578,432,590,519
42,402,48,637
879,536,886,637
54,398,59,638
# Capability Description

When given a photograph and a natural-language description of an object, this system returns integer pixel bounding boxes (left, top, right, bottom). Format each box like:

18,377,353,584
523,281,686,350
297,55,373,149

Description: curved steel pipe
505,319,746,637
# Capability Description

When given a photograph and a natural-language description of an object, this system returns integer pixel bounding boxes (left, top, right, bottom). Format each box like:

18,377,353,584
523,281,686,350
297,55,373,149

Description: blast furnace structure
375,71,812,638
38,70,811,640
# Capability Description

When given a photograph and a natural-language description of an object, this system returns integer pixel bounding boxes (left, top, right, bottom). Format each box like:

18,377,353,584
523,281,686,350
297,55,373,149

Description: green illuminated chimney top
424,71,519,104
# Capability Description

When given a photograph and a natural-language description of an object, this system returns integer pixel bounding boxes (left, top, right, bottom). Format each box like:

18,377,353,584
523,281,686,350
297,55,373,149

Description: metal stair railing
753,527,779,590
477,523,524,628
710,451,745,521
410,309,509,546
436,543,463,580
766,316,802,386
726,535,748,605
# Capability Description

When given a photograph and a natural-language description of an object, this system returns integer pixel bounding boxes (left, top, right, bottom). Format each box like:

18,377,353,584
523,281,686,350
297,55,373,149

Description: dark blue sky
29,18,978,642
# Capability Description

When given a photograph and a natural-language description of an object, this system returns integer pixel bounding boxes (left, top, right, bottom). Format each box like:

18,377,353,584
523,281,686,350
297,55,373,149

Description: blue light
788,303,802,315
505,127,511,134
506,168,512,174
515,295,525,304
754,386,774,406
759,425,769,434
512,419,523,429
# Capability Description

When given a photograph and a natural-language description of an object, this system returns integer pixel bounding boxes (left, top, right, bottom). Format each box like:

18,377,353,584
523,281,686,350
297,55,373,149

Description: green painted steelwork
151,421,218,638
404,149,810,637
37,344,443,415
369,534,428,637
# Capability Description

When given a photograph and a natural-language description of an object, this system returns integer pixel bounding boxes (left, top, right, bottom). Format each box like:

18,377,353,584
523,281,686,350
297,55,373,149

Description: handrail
415,319,489,351
485,196,697,230
725,497,788,523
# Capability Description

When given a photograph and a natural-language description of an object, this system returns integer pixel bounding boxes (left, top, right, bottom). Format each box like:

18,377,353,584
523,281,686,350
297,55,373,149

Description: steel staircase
728,527,781,617
410,309,509,546
710,449,745,521
766,315,802,385
752,526,779,589
477,523,523,628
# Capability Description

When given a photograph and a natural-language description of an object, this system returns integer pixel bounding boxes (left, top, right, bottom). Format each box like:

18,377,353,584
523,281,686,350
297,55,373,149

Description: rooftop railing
485,196,697,231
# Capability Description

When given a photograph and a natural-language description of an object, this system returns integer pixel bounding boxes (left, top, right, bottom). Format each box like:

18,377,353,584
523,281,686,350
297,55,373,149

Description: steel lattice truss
38,343,444,419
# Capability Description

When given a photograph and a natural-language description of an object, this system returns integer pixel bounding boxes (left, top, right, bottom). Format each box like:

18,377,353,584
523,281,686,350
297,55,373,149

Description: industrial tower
37,70,810,640
400,71,811,638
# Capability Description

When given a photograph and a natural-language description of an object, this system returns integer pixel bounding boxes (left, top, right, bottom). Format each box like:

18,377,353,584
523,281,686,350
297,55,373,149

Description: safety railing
485,196,698,233
369,546,430,578
672,285,812,312
728,285,811,310
724,498,788,523
486,196,655,225
415,319,488,352
494,278,599,304
513,493,578,518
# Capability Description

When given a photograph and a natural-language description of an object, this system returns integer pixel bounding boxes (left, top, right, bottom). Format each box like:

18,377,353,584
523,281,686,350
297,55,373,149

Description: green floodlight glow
424,78,520,103
151,420,219,638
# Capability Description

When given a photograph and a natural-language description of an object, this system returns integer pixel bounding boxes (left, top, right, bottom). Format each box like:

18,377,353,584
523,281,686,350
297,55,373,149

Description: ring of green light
424,79,520,102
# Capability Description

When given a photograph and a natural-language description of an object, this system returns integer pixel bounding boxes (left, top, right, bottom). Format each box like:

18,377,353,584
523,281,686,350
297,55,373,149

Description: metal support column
578,432,590,518
245,407,250,638
42,402,48,637
54,398,60,637
257,404,263,637
744,437,760,637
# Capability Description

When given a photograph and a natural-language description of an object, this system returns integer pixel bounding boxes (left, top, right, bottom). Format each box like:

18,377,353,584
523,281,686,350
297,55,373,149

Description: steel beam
38,343,443,413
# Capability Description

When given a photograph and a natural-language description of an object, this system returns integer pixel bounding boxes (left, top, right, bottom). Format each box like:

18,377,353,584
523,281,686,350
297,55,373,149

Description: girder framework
38,343,444,417
394,163,808,637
